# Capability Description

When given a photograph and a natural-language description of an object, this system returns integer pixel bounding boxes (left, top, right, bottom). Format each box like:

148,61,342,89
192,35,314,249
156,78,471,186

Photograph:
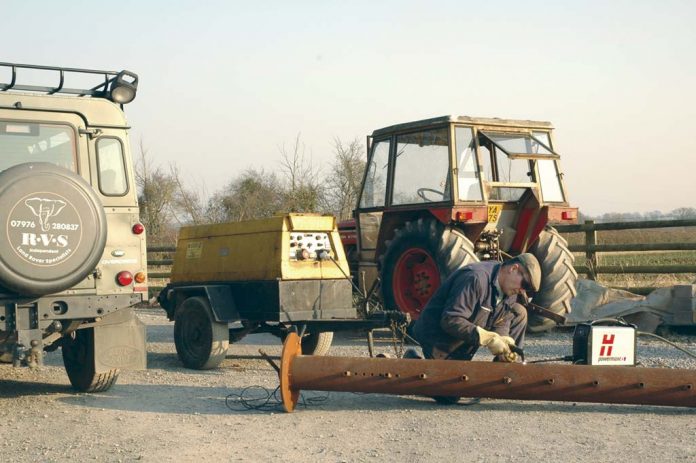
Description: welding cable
527,332,696,364
225,385,283,412
225,385,330,413
327,255,421,350
328,255,364,295
637,331,696,360
525,356,575,364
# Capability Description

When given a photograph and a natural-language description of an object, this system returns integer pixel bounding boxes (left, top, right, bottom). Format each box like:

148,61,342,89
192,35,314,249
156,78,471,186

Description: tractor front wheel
380,218,478,319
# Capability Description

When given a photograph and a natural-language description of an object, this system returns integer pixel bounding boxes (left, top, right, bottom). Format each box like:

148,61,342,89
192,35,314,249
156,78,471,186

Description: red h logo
599,334,615,356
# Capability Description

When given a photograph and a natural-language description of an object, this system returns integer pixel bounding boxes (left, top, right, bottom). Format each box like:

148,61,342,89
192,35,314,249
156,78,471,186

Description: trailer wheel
62,328,119,393
280,331,334,356
381,218,478,319
174,296,229,369
300,332,333,356
528,226,578,332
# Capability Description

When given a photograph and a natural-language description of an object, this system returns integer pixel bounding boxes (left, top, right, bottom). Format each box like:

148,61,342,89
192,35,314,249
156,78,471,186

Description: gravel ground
1,308,695,463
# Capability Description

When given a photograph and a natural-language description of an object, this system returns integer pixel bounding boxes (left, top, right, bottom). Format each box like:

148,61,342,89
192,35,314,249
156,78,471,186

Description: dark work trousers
418,303,528,361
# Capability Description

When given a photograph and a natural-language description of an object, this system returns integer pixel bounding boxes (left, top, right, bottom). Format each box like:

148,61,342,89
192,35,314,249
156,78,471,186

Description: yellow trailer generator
158,214,357,369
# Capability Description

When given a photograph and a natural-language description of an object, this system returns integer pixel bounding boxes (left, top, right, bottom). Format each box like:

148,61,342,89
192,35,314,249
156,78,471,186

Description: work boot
432,395,461,405
402,348,424,360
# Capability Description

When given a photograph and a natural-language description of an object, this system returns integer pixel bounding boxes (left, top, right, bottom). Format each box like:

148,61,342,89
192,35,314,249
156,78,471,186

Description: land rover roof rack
0,62,138,104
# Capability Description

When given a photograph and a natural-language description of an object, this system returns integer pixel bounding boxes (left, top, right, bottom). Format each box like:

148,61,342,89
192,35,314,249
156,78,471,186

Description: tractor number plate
487,204,502,222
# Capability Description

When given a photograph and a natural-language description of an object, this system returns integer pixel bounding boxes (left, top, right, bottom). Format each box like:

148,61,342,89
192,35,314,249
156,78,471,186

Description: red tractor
338,115,578,331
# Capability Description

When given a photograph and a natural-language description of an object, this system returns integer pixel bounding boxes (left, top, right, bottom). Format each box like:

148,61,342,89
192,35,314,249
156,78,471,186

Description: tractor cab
348,115,578,330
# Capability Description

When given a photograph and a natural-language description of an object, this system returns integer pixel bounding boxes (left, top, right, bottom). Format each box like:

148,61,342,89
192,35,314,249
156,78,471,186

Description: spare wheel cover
0,163,107,295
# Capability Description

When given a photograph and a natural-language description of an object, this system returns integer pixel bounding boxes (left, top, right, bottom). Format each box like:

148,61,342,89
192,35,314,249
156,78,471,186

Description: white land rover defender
0,63,147,392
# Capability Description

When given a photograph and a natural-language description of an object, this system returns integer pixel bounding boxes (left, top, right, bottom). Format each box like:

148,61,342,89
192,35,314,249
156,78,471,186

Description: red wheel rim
392,247,441,318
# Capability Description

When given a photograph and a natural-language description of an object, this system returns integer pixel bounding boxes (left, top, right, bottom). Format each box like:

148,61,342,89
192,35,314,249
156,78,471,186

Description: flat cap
510,253,541,292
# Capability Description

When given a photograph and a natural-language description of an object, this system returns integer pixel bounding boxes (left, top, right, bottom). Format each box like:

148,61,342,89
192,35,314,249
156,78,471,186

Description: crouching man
410,253,541,364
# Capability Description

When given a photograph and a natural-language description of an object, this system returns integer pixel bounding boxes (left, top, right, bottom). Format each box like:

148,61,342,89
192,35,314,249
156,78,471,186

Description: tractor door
354,138,391,291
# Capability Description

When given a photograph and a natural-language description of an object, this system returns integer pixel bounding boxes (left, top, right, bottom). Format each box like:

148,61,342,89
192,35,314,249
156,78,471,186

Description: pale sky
2,0,694,216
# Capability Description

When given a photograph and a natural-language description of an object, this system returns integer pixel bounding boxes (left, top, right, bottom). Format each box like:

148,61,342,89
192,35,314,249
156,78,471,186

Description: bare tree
324,137,366,219
135,140,177,241
168,163,207,226
207,168,284,222
278,133,323,213
670,207,696,219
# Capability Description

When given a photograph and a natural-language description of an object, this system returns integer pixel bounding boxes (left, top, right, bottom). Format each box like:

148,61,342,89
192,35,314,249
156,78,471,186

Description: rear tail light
455,211,474,221
132,223,145,235
134,271,146,283
116,271,133,286
561,210,577,220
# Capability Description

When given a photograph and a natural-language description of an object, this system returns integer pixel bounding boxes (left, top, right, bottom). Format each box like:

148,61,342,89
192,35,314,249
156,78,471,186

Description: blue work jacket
412,261,517,354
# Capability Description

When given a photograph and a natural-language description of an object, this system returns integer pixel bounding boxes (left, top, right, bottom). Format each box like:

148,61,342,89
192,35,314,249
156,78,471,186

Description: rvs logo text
21,233,69,247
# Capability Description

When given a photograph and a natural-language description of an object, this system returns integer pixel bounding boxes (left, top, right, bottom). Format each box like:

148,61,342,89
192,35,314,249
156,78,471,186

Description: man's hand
476,327,518,362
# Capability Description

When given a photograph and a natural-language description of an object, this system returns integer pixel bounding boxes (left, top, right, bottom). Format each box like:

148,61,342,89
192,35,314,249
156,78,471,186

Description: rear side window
455,127,483,201
359,139,390,208
0,121,76,172
96,137,128,196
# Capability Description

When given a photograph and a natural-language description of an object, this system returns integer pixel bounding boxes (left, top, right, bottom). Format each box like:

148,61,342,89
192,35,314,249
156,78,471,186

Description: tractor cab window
359,139,390,208
477,131,538,202
0,121,76,172
533,131,565,202
392,128,450,205
481,131,554,157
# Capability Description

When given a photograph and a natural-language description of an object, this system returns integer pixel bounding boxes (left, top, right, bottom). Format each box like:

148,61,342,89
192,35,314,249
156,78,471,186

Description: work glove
476,327,518,362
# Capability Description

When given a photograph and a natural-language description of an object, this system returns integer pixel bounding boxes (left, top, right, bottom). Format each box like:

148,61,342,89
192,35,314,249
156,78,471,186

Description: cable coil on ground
225,385,330,412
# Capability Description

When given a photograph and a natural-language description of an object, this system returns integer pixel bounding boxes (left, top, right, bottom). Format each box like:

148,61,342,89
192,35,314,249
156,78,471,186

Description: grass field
561,227,696,291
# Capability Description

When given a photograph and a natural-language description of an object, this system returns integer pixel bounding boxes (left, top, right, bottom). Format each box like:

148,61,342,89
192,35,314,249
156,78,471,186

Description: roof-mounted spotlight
109,70,138,104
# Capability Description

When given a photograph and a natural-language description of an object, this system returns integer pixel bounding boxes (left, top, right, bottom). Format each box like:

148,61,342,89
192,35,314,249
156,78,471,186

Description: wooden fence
555,218,696,294
145,218,696,297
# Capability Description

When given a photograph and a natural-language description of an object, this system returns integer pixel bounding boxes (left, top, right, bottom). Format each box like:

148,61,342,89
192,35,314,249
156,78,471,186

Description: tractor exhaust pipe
279,333,696,412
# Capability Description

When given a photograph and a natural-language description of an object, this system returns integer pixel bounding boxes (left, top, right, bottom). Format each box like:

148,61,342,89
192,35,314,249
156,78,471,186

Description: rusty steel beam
279,333,696,412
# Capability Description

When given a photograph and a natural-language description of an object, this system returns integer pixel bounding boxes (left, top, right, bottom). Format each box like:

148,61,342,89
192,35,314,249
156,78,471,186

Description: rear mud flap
93,308,146,373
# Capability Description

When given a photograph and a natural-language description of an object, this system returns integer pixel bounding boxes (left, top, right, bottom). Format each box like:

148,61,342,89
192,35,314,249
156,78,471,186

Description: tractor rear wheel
380,218,478,319
528,226,578,332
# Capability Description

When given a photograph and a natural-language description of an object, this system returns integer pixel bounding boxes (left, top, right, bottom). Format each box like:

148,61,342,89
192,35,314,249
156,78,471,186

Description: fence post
584,220,598,280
